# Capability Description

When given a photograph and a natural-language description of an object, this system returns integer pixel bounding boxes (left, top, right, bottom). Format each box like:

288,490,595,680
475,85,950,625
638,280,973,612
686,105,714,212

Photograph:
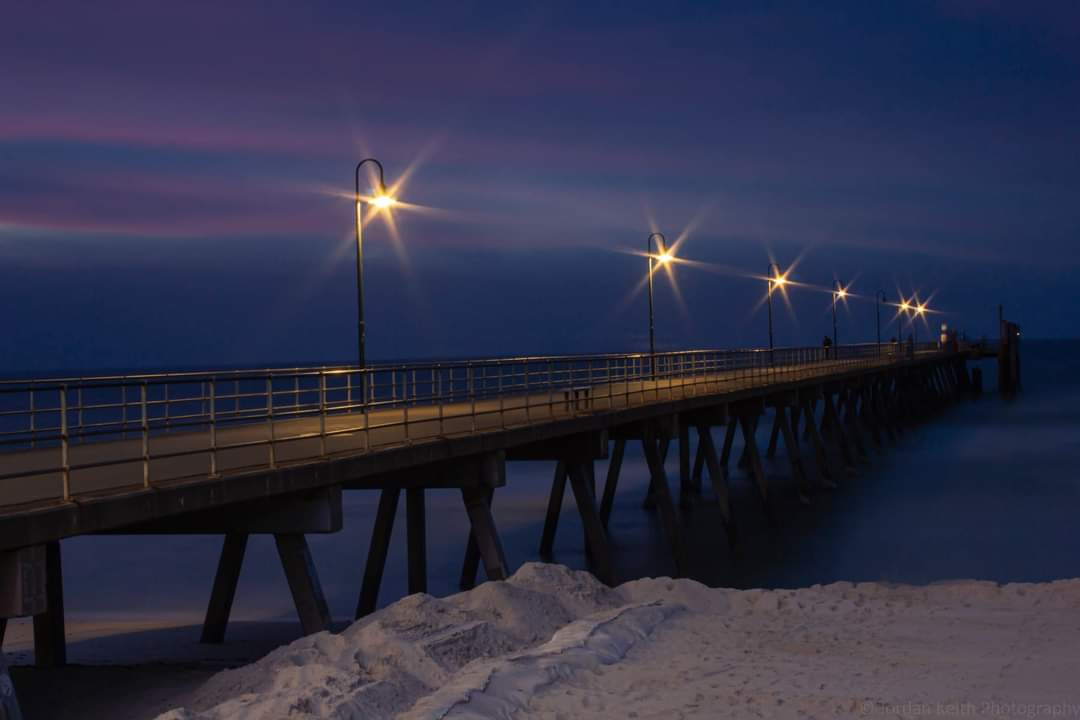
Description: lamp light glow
371,194,396,209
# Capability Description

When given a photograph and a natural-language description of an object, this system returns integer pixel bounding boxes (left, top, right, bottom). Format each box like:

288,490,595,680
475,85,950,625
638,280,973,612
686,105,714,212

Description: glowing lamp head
836,287,847,298
916,303,927,316
370,194,396,209
656,252,674,265
772,274,787,287
900,301,911,312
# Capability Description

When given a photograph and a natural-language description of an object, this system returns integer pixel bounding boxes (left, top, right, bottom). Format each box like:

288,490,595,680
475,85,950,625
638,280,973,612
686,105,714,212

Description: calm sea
53,339,1080,625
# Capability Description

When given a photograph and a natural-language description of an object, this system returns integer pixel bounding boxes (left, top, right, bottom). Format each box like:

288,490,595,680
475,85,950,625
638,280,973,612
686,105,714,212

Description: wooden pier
0,340,1005,667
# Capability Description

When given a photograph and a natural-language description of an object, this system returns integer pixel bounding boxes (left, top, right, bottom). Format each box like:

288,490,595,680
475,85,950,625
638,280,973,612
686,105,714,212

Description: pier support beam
641,422,688,576
800,397,834,484
406,488,427,595
275,533,332,636
599,438,625,529
460,485,509,588
822,392,855,469
842,388,870,460
720,420,737,466
766,410,782,459
201,533,248,644
738,412,770,513
566,461,615,585
679,421,692,509
539,461,568,562
641,436,671,509
696,424,736,546
691,441,705,490
173,488,342,638
356,487,400,618
32,541,65,667
776,403,812,501
452,452,511,590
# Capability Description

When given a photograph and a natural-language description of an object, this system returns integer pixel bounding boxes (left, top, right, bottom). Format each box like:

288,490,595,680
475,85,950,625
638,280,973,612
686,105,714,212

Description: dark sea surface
54,340,1080,628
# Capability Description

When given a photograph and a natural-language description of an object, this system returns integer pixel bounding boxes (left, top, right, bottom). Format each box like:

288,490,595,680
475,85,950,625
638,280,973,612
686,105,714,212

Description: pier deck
0,342,986,667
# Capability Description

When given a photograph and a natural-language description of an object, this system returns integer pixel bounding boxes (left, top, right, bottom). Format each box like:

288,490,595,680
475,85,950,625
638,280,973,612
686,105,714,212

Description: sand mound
155,569,1080,720
155,563,637,720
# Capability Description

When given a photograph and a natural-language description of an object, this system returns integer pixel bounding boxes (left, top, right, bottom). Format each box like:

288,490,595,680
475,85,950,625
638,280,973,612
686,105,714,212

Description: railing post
437,365,445,437
318,372,327,457
266,376,276,469
208,379,217,477
120,384,127,439
524,362,531,423
28,386,36,449
76,386,83,442
60,385,71,501
362,370,371,451
498,361,506,428
140,383,149,489
547,360,554,419
469,363,477,432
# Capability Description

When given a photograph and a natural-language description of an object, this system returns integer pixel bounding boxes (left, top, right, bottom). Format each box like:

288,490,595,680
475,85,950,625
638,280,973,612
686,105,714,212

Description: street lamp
898,297,922,348
354,158,396,370
766,262,786,360
647,232,670,376
831,280,846,356
914,302,927,348
875,290,887,353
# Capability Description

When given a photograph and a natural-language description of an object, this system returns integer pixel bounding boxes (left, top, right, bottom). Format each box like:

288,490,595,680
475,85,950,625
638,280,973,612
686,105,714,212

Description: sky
2,0,1078,373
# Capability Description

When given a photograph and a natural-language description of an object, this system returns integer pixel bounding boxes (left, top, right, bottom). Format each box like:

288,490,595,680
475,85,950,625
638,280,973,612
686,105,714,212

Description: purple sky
2,1,1079,372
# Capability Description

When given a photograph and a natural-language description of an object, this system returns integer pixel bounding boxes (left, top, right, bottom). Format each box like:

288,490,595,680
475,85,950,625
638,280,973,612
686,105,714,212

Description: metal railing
0,342,942,506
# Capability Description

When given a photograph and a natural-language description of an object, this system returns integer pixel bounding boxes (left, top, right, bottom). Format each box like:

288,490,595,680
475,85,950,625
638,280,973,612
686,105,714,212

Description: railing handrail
0,341,952,505
0,341,906,392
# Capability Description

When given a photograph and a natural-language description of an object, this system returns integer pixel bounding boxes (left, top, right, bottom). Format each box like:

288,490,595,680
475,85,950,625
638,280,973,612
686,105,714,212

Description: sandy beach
12,563,1075,719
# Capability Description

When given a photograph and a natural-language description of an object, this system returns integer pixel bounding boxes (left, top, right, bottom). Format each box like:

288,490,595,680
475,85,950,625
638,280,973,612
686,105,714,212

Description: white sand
148,564,1080,720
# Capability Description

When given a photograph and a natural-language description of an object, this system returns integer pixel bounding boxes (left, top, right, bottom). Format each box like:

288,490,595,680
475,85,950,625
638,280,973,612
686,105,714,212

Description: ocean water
52,339,1080,629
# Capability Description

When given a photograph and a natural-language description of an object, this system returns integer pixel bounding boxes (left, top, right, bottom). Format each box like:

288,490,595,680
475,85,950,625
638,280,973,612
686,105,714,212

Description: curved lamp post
766,262,785,361
354,158,395,370
875,290,887,352
647,232,671,377
898,297,924,350
914,302,927,348
831,279,846,356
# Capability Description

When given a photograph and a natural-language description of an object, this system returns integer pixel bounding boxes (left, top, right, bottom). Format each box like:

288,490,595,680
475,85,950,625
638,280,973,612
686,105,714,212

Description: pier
0,338,1010,667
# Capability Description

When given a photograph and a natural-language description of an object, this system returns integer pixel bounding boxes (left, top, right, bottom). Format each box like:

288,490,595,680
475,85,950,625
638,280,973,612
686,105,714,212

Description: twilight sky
2,0,1078,373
